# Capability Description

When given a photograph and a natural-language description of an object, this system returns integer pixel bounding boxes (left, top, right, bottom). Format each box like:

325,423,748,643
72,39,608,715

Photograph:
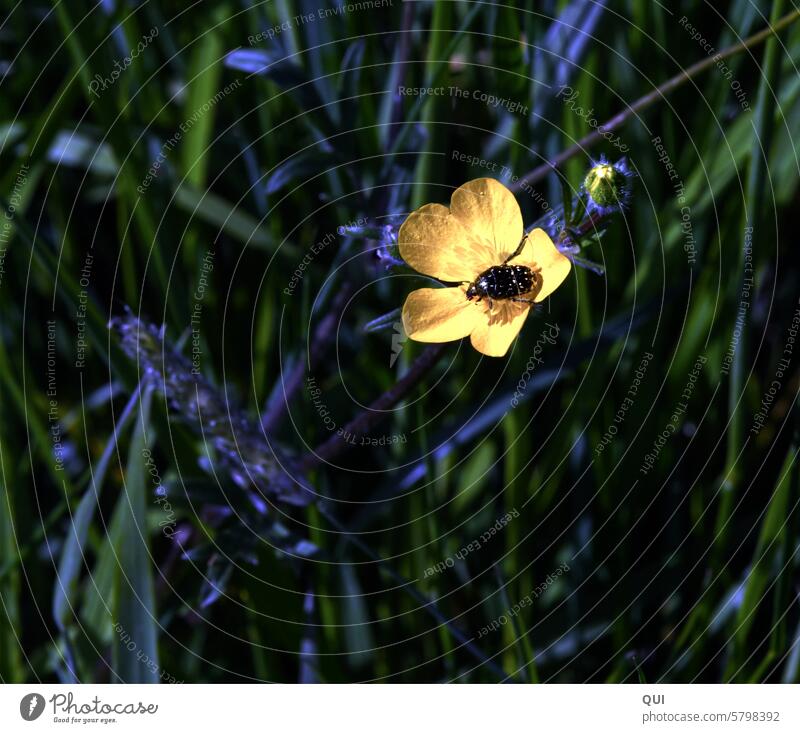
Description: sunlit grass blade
111,386,159,683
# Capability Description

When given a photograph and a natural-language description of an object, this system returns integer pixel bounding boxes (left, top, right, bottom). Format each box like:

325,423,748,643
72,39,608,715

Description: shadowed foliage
0,0,799,683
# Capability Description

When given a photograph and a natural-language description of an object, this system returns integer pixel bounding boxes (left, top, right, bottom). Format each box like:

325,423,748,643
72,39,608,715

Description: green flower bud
584,162,628,209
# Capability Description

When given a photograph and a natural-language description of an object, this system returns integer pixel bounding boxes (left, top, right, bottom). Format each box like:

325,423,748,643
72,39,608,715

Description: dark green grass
1,0,799,683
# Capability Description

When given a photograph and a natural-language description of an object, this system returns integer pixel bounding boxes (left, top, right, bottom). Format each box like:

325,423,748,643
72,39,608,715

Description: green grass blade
52,384,142,632
180,8,228,189
111,386,159,683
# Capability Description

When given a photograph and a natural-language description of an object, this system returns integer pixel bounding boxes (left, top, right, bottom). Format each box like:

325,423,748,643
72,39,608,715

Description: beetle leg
503,233,529,264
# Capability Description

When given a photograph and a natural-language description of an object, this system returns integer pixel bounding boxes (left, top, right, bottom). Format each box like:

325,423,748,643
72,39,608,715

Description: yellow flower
399,178,571,357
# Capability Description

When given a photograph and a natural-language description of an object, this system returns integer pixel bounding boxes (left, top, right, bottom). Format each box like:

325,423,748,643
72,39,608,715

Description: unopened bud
583,158,633,213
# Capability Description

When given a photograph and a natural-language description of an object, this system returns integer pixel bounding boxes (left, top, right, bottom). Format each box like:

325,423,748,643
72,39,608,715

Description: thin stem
510,8,800,193
300,343,448,470
261,284,353,434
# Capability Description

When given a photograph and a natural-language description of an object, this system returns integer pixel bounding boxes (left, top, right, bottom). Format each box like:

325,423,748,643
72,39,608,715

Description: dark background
1,0,799,683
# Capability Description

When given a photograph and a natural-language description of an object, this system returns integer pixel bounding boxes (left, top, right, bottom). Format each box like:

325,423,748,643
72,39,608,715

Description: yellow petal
402,286,482,343
450,178,523,263
469,302,530,357
513,228,572,302
398,203,493,282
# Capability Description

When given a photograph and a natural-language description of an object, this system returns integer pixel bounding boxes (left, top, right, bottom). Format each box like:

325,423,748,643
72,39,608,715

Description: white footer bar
1,683,797,732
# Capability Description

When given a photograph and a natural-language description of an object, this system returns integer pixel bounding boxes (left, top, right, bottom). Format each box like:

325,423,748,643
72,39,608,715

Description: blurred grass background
1,0,800,683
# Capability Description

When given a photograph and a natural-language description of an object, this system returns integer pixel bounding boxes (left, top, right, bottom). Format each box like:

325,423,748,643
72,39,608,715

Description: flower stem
510,8,800,192
301,343,448,470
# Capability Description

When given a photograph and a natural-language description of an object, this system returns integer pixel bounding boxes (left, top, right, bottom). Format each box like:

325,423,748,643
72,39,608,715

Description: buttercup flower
399,178,571,357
